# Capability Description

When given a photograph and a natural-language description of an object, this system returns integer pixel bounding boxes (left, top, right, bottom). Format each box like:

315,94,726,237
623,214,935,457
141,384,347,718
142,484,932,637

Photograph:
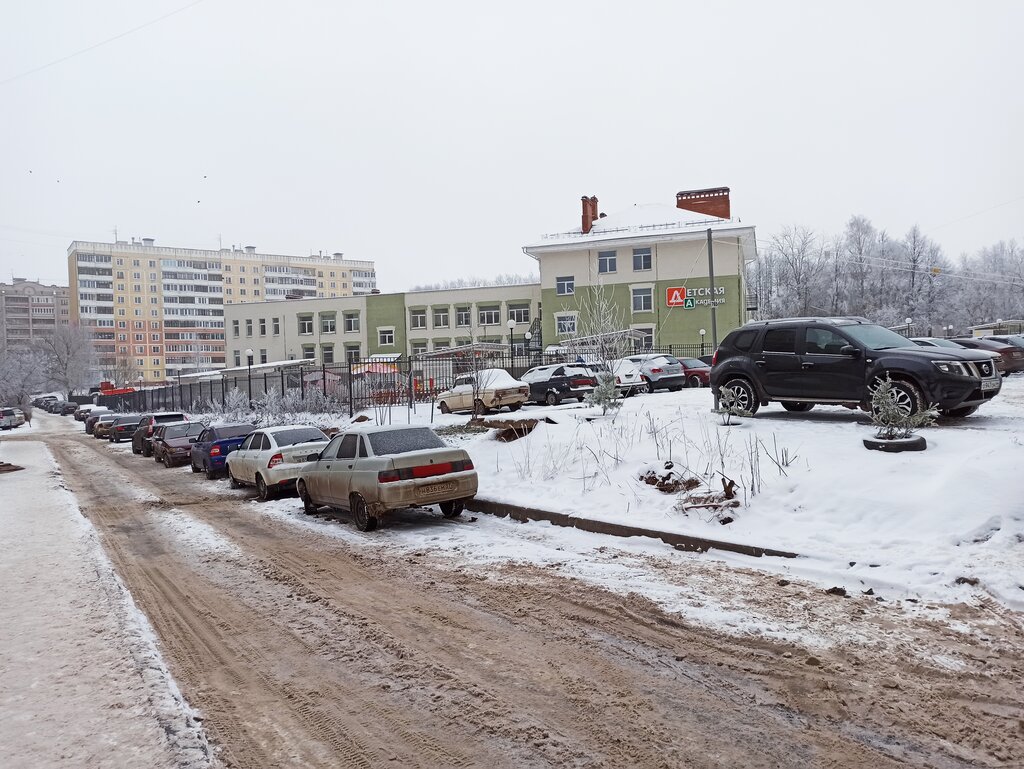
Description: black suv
710,317,1001,418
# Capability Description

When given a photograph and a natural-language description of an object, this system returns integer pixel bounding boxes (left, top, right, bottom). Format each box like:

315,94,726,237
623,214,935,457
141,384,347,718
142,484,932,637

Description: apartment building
0,278,71,353
522,188,756,350
67,239,376,383
223,283,542,367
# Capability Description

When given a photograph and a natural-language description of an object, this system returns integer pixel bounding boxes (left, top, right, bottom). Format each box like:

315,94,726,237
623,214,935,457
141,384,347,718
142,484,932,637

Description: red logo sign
666,287,687,307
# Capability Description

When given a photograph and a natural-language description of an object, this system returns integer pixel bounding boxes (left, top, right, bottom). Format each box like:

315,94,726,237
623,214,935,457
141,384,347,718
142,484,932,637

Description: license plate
982,378,1000,391
417,481,456,496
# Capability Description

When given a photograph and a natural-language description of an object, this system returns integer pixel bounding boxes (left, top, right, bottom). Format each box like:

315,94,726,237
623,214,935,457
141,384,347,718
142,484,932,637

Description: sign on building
666,285,726,309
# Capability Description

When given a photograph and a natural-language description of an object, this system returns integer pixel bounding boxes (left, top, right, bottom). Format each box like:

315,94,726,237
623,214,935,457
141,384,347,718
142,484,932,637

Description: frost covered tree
0,347,49,406
561,282,632,414
35,325,96,398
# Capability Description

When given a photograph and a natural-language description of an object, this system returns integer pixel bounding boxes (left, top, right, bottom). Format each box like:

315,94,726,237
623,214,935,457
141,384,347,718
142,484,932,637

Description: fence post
322,363,327,398
348,362,354,418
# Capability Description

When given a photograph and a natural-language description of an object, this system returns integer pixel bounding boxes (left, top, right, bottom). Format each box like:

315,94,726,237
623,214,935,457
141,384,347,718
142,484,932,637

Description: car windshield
919,338,964,349
681,358,710,368
273,428,327,447
368,427,446,456
839,324,916,350
154,413,186,423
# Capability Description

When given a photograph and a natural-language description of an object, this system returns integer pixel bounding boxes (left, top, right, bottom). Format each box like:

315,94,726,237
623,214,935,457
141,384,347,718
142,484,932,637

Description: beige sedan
435,368,529,415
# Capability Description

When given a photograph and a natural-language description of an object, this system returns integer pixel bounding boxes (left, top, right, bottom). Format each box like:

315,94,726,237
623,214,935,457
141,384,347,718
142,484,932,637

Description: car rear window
681,358,710,368
731,329,757,352
273,427,327,447
165,423,204,439
154,413,187,423
368,427,446,456
219,424,255,439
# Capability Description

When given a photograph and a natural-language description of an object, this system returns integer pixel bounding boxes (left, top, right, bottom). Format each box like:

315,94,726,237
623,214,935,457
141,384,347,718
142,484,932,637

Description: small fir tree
869,376,937,440
585,371,623,415
713,388,752,426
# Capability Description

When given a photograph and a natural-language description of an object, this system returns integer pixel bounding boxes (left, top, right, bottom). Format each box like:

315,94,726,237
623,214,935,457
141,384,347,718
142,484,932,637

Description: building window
233,351,241,367
508,305,530,324
433,308,449,328
409,309,427,330
298,315,313,335
301,345,316,360
633,247,652,271
259,318,267,336
378,328,394,346
479,307,499,325
556,276,574,295
272,317,280,336
345,345,360,363
343,312,360,332
151,346,160,354
260,349,268,364
632,287,653,312
597,250,616,274
245,319,253,336
556,314,577,335
634,327,654,350
321,345,334,364
321,312,336,333
456,307,471,327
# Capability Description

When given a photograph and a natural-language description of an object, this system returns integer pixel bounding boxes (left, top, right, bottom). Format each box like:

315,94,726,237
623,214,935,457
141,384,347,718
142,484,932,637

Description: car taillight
268,453,283,469
378,469,401,483
650,367,662,374
378,459,473,484
210,445,221,456
712,350,719,365
615,376,622,384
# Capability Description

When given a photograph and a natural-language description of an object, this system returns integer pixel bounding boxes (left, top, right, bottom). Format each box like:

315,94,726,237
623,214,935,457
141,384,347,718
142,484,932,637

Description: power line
0,0,208,87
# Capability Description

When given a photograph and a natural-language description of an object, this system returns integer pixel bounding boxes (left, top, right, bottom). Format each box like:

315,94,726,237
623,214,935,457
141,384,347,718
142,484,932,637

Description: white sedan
226,425,329,501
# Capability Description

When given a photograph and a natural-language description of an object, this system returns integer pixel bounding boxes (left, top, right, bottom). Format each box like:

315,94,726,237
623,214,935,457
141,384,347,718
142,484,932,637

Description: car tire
351,494,377,532
297,480,317,514
781,402,815,413
633,382,650,396
939,405,979,418
507,403,522,412
669,385,683,392
256,474,274,502
132,443,141,454
154,452,162,463
439,500,464,518
544,391,560,406
162,455,172,468
687,375,702,389
205,463,219,481
871,378,923,417
438,401,451,414
191,460,201,473
473,399,489,416
228,468,243,489
142,444,152,458
720,378,760,415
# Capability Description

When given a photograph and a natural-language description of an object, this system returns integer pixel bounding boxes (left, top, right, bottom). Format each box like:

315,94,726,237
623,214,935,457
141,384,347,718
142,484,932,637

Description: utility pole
707,229,718,347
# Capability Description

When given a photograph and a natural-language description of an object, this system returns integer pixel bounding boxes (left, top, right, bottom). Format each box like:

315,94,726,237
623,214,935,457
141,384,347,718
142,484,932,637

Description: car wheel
720,378,759,415
687,375,702,388
507,403,522,412
473,399,489,416
438,401,451,414
154,452,162,463
142,444,152,458
256,474,274,502
781,402,815,413
871,378,923,417
577,396,585,403
669,385,683,392
205,463,220,481
190,460,201,473
132,444,141,454
633,382,650,396
544,391,560,406
351,494,378,532
228,467,243,489
162,455,172,468
939,405,979,418
297,480,317,513
439,500,464,518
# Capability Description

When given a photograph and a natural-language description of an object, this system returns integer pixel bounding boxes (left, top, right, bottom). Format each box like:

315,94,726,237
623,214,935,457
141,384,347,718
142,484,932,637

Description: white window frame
478,307,500,326
630,284,654,313
432,308,449,328
632,247,652,272
555,312,578,336
409,309,427,330
343,312,360,333
556,276,575,296
597,250,617,274
378,327,395,346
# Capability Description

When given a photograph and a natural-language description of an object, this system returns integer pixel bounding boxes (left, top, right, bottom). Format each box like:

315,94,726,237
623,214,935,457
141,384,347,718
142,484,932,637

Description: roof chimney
581,195,599,234
244,245,256,254
141,237,154,246
676,187,731,219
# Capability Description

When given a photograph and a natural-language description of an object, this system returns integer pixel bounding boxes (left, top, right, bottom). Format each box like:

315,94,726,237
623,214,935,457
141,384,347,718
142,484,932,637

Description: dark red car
952,337,1024,375
679,357,712,387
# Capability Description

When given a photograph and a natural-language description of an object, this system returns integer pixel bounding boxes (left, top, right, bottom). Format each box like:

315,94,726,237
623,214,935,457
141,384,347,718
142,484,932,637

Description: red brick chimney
676,187,730,219
581,195,599,234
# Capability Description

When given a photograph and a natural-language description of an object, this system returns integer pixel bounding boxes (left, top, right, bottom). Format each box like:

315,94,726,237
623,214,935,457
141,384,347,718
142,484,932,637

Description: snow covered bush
222,387,251,423
585,371,622,416
713,388,752,426
869,375,936,440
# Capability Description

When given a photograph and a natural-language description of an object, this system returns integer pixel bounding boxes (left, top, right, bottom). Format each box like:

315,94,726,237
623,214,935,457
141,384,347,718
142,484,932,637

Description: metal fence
95,344,710,417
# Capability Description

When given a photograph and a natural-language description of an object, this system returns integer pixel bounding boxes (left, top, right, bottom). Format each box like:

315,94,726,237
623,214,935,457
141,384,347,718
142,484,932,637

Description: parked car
93,413,121,439
226,425,329,501
435,369,529,415
951,337,1024,375
132,412,189,456
59,402,79,415
190,422,256,479
520,364,597,405
621,353,686,391
108,414,143,442
678,357,712,388
296,424,478,532
710,317,1001,418
607,359,649,396
73,404,99,421
84,409,112,433
1,407,23,430
911,337,1003,374
32,395,58,408
988,334,1024,351
153,422,205,467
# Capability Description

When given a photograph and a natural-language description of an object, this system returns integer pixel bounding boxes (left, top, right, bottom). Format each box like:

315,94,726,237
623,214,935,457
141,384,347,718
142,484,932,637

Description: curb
465,498,799,560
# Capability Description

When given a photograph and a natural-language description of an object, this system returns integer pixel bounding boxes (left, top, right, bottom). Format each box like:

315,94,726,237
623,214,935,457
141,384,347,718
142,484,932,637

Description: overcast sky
1,1,1021,291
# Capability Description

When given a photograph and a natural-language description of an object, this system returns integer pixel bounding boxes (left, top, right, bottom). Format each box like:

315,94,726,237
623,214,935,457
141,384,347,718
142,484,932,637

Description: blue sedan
190,423,256,479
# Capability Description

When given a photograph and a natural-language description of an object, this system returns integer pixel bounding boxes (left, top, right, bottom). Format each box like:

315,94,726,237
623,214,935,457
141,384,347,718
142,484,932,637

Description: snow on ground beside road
0,441,215,769
347,376,1024,609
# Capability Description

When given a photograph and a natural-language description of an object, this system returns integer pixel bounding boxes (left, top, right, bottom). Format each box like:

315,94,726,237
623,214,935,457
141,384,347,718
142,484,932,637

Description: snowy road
3,414,1022,768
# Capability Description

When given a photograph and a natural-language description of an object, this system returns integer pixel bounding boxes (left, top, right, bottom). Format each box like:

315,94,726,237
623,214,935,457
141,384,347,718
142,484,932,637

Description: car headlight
933,360,969,376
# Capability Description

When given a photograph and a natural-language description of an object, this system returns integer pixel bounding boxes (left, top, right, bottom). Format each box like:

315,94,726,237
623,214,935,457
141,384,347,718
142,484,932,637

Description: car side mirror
308,452,322,462
840,345,861,357
189,437,198,443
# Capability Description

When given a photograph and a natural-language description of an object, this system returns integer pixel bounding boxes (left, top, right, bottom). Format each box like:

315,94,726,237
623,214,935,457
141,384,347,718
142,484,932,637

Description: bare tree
101,354,141,389
35,325,96,399
0,347,49,406
561,283,634,413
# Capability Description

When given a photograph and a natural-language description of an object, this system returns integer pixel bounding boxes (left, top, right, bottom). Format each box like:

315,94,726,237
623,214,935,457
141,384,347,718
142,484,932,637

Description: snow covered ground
326,375,1024,610
0,441,214,769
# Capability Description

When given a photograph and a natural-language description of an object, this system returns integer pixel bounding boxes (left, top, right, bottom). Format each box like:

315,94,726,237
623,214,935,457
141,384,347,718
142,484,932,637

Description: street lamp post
506,318,517,369
699,328,706,356
905,318,913,337
524,331,532,365
245,348,254,408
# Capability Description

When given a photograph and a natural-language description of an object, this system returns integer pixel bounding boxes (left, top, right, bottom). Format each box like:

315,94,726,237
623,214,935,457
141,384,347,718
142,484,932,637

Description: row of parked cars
72,405,478,533
434,354,712,415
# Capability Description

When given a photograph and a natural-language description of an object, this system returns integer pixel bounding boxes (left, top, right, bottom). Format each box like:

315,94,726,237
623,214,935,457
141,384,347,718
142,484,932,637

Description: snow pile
0,442,215,768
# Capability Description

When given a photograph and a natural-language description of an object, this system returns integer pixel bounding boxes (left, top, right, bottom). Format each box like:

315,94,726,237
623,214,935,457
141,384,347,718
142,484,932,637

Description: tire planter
863,435,927,452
